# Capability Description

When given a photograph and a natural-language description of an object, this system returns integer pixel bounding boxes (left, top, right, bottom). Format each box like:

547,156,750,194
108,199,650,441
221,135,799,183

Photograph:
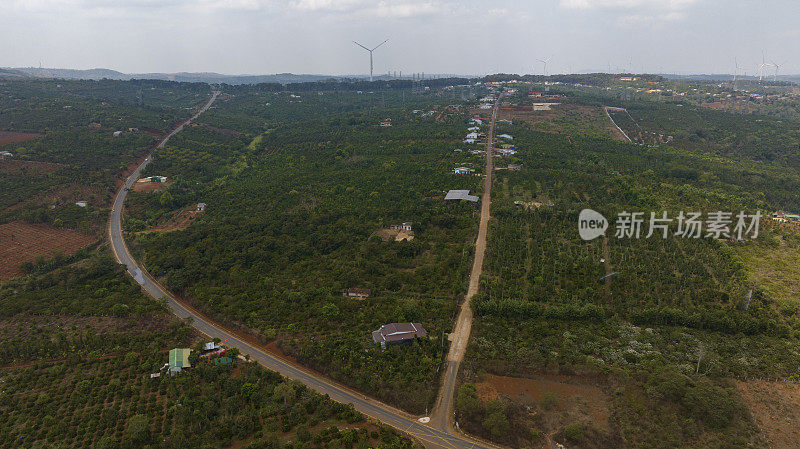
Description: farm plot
0,158,67,174
0,130,42,145
0,221,97,280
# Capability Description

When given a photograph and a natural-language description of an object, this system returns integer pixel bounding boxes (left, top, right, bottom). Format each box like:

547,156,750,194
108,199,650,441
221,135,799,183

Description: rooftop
444,190,479,202
372,322,427,345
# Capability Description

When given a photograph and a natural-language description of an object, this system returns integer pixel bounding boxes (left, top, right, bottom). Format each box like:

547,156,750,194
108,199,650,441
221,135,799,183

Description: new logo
578,209,608,241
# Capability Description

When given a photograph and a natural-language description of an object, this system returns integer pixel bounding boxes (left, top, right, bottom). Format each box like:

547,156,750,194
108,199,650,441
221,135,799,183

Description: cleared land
476,374,611,434
737,380,800,449
493,103,620,140
0,130,42,145
132,179,172,193
0,221,97,280
0,158,67,174
138,207,202,233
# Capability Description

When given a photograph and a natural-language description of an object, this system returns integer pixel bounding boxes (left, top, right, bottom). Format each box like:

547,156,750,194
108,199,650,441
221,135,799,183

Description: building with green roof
168,348,191,369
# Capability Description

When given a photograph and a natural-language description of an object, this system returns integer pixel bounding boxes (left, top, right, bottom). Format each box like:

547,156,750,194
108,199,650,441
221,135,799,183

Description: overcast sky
3,0,799,76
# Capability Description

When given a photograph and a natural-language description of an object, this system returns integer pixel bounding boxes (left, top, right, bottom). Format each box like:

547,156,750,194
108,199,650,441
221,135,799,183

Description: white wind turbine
757,51,773,81
771,59,787,81
537,57,552,76
353,39,388,82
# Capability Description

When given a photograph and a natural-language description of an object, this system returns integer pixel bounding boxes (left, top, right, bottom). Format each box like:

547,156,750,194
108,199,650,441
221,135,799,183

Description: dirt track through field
430,95,499,432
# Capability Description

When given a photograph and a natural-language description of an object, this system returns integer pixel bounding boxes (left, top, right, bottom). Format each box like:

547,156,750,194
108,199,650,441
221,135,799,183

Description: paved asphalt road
430,97,499,432
107,91,501,449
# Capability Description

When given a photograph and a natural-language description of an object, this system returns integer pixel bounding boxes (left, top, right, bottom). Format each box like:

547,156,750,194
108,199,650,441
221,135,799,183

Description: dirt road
429,96,499,432
108,90,501,449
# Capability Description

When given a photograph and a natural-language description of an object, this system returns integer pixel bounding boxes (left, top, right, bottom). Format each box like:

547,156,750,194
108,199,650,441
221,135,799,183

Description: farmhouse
344,288,371,299
167,348,191,374
203,341,221,352
140,176,168,183
372,322,427,348
445,190,479,202
389,222,412,231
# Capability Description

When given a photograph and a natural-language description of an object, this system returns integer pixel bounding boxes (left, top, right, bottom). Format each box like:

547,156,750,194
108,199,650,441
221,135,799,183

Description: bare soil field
132,179,172,193
0,221,97,280
737,380,800,449
374,228,415,242
0,130,43,145
476,373,611,434
138,207,201,233
495,104,621,140
0,158,67,174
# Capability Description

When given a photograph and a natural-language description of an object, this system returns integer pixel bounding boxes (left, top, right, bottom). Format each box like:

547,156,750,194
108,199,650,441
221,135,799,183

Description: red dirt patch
0,130,42,145
701,101,725,110
0,221,98,281
137,206,202,233
0,158,67,174
737,380,800,449
132,180,172,193
476,373,611,433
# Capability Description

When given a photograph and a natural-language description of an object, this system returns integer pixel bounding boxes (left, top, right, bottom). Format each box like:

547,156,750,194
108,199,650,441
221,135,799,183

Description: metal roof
372,323,427,344
169,348,191,368
444,190,479,202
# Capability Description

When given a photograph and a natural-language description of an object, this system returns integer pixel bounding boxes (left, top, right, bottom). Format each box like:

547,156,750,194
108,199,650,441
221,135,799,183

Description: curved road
108,91,500,449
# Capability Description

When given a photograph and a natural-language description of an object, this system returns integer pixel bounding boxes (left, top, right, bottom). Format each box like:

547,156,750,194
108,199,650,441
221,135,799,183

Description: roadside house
372,323,427,349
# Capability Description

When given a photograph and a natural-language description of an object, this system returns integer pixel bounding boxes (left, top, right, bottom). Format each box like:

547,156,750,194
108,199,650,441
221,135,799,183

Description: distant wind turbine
537,57,552,76
771,59,787,81
757,51,774,82
353,39,388,82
